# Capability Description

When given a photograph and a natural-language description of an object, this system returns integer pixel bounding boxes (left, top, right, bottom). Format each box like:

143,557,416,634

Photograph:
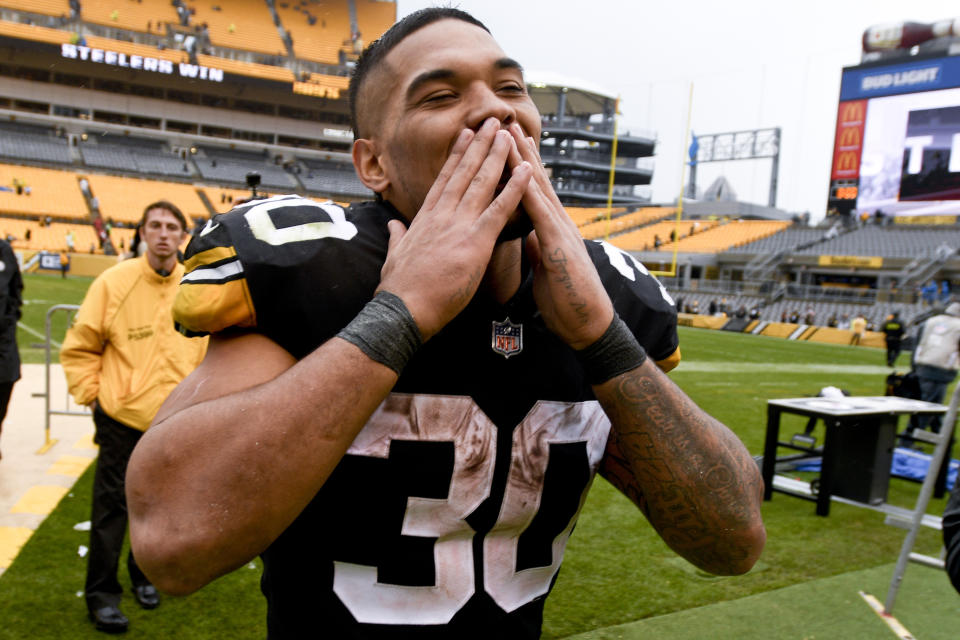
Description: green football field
2,273,957,638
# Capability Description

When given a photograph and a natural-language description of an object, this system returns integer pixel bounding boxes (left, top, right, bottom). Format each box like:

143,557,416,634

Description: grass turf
3,299,957,638
16,272,94,365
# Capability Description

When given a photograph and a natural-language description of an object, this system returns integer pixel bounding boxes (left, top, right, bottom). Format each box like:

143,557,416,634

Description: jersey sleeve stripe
173,278,256,336
181,258,244,285
184,245,238,274
656,347,681,373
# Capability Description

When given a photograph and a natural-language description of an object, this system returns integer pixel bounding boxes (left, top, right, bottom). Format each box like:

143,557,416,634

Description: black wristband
337,291,422,375
575,315,647,385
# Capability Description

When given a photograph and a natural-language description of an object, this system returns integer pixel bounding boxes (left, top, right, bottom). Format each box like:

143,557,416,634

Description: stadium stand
734,227,829,254
577,207,673,239
297,158,369,198
275,0,348,65
609,220,717,251
80,0,178,34
0,218,100,253
187,0,286,57
0,164,88,219
794,226,960,258
195,54,296,83
664,220,791,253
193,147,297,190
0,123,72,166
83,174,209,225
566,206,626,227
0,0,69,17
79,134,190,177
354,0,396,48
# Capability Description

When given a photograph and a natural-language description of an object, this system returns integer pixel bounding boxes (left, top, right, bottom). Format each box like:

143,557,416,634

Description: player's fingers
384,219,407,253
457,129,516,214
434,117,502,208
420,128,475,213
475,160,531,235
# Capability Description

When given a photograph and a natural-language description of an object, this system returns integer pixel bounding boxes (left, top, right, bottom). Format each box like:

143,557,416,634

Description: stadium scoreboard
827,54,960,220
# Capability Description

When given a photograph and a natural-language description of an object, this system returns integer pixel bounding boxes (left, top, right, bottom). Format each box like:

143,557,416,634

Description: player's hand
377,117,533,341
506,123,614,350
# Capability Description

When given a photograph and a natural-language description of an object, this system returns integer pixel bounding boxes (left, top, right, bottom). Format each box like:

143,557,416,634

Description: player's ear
353,138,390,194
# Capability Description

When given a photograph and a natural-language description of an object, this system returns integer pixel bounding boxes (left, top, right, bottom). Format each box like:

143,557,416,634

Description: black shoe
132,584,160,610
88,605,129,634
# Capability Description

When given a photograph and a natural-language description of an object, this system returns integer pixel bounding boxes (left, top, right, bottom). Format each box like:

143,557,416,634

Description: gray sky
395,1,960,222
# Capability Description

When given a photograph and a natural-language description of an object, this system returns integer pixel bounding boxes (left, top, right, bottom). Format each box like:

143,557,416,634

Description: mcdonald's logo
835,151,859,173
838,126,861,148
840,101,865,124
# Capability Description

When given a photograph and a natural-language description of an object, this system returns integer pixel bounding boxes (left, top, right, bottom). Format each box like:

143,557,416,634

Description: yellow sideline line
859,591,916,640
0,436,96,572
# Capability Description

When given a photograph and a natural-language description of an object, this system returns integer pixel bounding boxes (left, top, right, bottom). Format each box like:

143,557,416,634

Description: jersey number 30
331,395,610,625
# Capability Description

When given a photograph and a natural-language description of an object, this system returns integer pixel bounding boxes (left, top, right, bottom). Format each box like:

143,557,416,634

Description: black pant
886,338,901,366
85,407,150,611
0,380,13,458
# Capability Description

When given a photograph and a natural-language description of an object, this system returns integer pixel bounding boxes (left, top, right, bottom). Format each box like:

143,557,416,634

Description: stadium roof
525,69,618,116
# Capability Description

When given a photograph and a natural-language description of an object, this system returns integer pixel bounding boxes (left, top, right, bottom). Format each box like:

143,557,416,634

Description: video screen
856,86,960,215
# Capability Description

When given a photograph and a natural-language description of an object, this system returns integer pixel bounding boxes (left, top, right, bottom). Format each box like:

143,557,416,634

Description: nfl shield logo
492,318,523,358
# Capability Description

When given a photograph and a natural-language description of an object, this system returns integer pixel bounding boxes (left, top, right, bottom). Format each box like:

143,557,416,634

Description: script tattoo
547,248,589,326
598,364,763,575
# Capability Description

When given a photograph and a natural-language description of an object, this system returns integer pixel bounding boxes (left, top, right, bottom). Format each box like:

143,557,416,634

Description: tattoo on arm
598,364,764,574
547,248,589,325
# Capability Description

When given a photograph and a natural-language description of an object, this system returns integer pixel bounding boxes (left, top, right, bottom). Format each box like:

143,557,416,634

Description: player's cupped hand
378,117,532,341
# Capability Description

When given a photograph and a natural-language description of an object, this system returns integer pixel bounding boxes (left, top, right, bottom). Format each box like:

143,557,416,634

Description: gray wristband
337,291,422,375
575,315,647,385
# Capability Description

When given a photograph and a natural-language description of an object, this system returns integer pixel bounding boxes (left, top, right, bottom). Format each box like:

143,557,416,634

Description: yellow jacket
62,256,208,431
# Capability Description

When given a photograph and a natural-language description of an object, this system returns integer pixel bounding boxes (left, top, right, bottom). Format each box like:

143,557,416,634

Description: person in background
883,312,905,367
850,314,867,345
60,202,208,633
907,302,960,438
0,238,22,461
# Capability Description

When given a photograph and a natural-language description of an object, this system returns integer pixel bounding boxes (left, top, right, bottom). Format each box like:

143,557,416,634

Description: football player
127,8,765,638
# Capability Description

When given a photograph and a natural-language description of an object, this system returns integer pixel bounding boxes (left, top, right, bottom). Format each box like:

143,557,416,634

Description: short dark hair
140,200,187,230
348,8,489,139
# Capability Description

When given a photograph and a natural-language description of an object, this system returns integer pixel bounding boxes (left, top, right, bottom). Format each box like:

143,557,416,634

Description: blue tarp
795,448,957,491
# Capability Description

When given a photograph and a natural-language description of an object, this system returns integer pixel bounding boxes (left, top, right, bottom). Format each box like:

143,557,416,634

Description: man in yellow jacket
61,201,207,634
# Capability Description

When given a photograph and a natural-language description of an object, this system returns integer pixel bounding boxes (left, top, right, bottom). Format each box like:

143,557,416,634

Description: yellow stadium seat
83,175,209,227
0,165,88,219
0,0,69,18
81,0,178,34
276,0,350,64
189,0,286,56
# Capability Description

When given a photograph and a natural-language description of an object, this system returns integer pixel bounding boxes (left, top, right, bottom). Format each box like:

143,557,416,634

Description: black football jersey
174,195,679,639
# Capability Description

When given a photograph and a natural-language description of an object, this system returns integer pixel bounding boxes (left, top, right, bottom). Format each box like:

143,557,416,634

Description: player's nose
466,85,516,133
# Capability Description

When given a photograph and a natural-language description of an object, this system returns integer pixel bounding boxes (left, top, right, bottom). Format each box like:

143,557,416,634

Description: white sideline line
859,591,915,640
675,362,892,374
17,321,61,349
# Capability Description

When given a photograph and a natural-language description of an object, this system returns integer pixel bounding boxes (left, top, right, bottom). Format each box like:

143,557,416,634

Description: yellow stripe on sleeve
656,347,681,373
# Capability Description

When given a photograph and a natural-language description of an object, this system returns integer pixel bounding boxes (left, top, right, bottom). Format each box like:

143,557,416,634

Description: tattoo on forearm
599,366,763,573
547,248,589,324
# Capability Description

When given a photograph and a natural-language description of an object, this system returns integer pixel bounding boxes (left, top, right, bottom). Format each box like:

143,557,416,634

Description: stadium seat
189,0,286,56
84,175,209,226
354,0,396,48
665,220,791,253
578,208,674,240
81,0,178,34
0,0,69,18
0,164,88,219
275,0,351,65
195,54,295,83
